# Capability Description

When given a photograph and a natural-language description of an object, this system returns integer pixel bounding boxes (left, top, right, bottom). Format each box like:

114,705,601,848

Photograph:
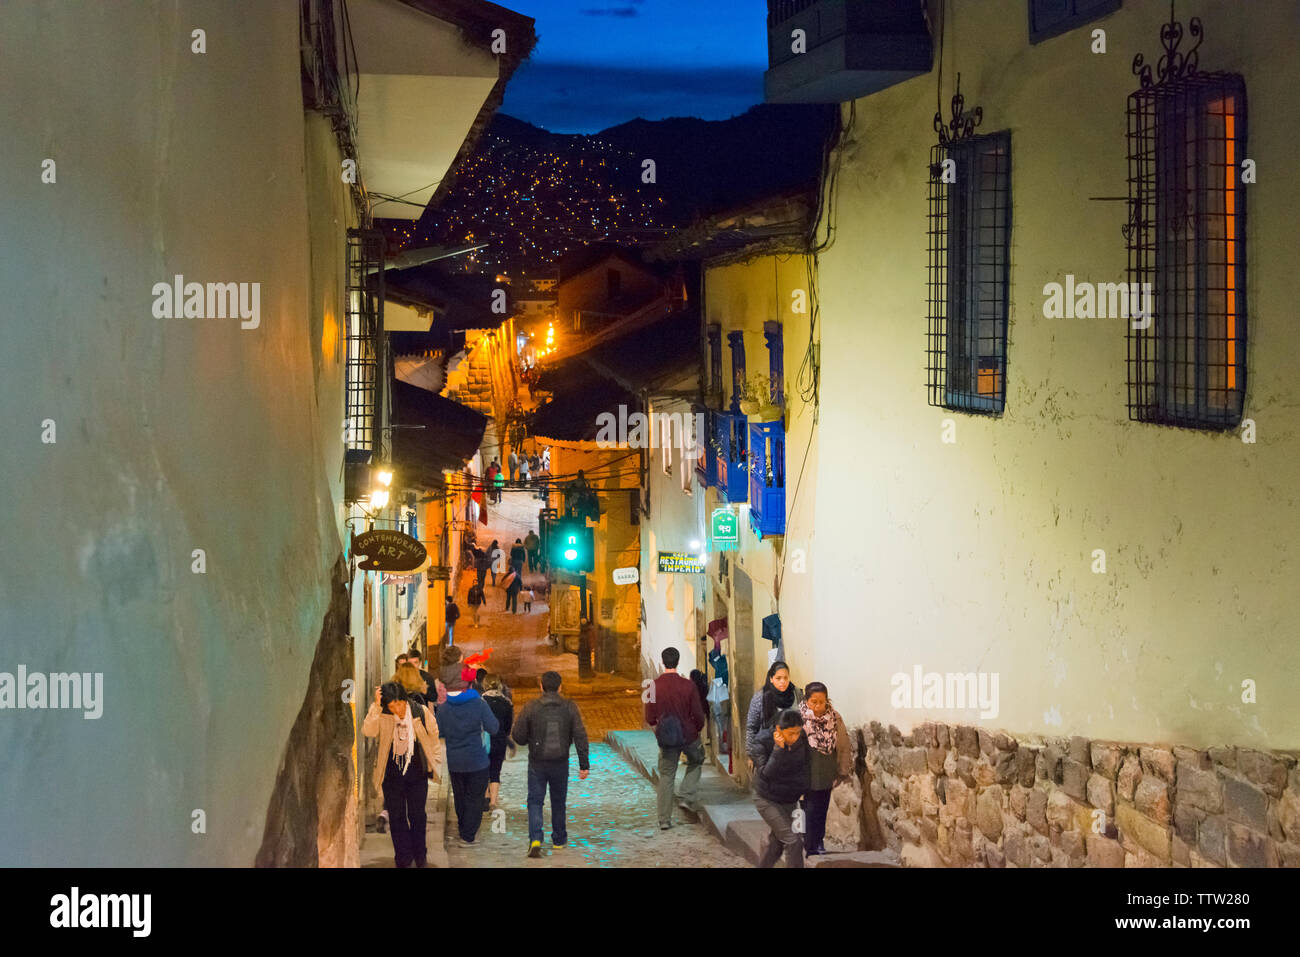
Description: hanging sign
711,507,738,551
612,566,639,585
657,552,706,574
352,529,427,572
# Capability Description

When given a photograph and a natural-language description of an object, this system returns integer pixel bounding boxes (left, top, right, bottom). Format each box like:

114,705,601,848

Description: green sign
658,552,706,574
711,507,738,551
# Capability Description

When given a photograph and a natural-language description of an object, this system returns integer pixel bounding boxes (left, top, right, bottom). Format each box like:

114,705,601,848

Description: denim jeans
526,759,570,845
656,738,705,825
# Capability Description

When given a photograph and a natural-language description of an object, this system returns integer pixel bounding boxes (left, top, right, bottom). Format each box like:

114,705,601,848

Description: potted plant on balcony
737,373,782,422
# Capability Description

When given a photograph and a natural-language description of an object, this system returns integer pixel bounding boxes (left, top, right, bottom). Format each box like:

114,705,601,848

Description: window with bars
344,228,385,463
927,130,1012,414
1126,73,1246,430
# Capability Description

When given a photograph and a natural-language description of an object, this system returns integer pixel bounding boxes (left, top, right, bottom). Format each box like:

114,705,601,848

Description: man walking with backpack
645,646,707,830
511,671,590,857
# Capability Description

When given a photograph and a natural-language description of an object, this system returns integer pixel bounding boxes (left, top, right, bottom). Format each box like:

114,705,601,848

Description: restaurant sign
657,552,706,574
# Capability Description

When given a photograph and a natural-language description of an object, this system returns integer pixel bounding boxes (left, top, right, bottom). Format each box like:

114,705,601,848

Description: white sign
612,566,639,585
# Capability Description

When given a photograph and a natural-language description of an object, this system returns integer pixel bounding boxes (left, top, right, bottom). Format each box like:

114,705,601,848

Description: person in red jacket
644,646,707,830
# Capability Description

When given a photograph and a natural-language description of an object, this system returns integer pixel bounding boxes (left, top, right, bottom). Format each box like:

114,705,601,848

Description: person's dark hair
515,538,522,544
476,668,487,683
379,681,408,712
804,681,828,699
541,671,562,693
776,709,803,731
689,669,709,710
661,647,680,669
761,660,794,726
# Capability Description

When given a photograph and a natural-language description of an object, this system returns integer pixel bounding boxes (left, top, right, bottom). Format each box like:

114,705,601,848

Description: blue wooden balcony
748,420,786,537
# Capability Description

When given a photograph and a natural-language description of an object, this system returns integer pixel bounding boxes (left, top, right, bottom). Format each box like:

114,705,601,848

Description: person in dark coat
511,671,590,856
482,673,514,810
751,709,811,868
504,570,523,614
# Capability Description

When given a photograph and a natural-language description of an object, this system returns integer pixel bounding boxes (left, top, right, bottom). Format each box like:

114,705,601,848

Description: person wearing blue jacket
434,648,499,847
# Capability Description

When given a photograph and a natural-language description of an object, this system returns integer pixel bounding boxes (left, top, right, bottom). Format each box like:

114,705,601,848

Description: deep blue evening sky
500,0,768,134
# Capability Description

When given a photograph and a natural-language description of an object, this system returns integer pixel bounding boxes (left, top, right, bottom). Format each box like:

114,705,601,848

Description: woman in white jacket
363,681,444,868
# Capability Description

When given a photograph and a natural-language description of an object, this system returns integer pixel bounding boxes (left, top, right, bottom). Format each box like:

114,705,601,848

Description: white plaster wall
641,396,707,674
812,0,1300,749
0,0,349,864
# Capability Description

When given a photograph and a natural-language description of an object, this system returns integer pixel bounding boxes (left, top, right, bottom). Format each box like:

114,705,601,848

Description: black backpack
536,699,570,761
655,712,686,749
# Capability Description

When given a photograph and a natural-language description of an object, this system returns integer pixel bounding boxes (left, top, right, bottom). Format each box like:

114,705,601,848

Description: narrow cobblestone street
446,741,744,868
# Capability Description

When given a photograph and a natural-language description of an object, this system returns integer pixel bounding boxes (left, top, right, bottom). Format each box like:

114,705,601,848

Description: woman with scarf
798,681,853,856
745,660,803,773
362,681,443,868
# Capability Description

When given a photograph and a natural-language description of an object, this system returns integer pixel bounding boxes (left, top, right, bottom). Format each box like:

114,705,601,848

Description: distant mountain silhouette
400,103,838,272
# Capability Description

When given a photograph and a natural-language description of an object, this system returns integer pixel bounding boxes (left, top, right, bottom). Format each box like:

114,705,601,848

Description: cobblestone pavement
445,742,745,868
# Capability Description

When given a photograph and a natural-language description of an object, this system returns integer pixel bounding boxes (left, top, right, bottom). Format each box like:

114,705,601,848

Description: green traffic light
564,547,578,561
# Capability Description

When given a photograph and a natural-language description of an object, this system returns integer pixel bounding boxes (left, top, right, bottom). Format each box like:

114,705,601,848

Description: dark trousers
450,768,490,842
803,788,831,853
488,740,508,784
505,589,519,613
527,759,570,845
526,549,539,572
754,795,804,868
382,759,428,867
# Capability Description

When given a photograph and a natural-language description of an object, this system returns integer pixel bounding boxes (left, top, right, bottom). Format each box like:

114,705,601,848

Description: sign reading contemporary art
353,529,427,572
657,552,706,574
595,405,705,452
1,667,104,719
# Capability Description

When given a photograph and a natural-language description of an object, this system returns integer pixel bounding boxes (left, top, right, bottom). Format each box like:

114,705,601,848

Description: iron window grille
1125,10,1245,430
927,79,1011,414
344,229,386,469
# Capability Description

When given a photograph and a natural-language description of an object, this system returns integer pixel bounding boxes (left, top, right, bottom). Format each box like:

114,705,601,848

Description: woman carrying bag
363,682,444,868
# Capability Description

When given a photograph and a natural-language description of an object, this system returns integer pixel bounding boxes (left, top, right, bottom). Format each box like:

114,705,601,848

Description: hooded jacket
434,687,499,772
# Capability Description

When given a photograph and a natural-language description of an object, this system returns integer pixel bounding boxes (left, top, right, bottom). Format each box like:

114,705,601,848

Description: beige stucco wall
0,0,352,864
813,0,1300,749
701,254,819,775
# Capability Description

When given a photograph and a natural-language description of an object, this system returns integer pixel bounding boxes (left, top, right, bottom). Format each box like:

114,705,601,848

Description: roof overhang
347,0,505,219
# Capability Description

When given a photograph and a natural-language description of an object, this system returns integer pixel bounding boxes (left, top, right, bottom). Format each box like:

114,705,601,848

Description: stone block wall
860,721,1300,867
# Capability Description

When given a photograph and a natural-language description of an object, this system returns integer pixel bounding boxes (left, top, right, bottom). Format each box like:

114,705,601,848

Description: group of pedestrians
645,650,852,868
485,446,551,504
364,643,593,864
